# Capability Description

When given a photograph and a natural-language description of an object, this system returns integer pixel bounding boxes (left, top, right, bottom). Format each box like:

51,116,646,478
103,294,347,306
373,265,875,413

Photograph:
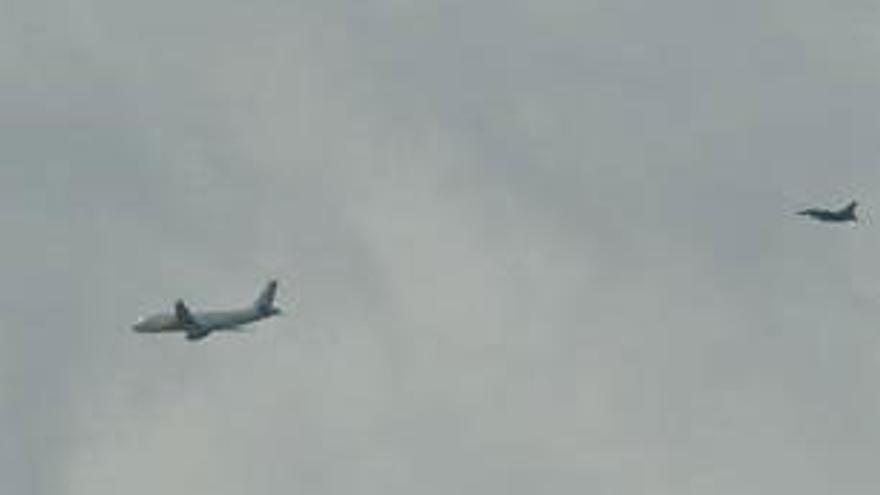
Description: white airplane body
133,281,281,341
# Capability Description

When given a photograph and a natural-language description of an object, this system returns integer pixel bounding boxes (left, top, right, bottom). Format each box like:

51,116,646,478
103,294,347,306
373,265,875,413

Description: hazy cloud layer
4,0,880,493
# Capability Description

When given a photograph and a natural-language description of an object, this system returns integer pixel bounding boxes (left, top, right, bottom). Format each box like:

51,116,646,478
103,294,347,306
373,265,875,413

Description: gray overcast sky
4,0,880,493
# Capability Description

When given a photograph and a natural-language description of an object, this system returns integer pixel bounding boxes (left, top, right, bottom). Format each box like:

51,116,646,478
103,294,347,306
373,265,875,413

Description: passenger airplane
797,201,858,223
133,280,281,341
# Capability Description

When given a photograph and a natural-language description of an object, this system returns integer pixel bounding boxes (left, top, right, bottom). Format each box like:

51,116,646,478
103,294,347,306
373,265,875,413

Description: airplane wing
175,300,210,340
186,331,211,341
175,299,197,326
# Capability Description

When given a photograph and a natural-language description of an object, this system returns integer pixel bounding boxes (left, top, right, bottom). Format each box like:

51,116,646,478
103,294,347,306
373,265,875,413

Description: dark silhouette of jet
797,201,858,223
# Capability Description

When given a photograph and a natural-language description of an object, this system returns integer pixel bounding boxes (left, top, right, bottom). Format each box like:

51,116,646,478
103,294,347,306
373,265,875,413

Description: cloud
3,0,880,493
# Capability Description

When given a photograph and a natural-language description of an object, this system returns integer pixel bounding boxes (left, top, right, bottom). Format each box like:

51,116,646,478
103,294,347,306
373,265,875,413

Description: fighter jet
797,201,858,223
133,280,281,341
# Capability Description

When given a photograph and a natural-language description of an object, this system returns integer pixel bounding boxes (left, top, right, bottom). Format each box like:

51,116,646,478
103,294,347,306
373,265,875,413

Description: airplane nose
132,318,147,332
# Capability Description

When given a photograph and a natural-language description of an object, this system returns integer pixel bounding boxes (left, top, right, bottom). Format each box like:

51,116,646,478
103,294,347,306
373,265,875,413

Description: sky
4,0,880,493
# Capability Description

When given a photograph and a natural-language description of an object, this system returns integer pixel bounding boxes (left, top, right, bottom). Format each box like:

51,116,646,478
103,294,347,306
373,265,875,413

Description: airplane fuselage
133,306,278,334
132,280,281,340
800,210,854,222
797,202,858,223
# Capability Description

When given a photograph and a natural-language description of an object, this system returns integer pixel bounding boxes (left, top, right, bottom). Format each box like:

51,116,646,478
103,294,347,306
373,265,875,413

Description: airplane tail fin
840,201,859,222
254,280,278,313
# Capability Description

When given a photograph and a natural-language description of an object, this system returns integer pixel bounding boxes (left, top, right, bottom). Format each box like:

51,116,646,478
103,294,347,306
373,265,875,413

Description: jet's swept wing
175,299,196,325
175,300,210,340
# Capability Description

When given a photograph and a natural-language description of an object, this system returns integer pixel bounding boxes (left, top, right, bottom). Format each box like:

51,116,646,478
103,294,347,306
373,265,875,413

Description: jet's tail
254,280,278,313
844,201,858,219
